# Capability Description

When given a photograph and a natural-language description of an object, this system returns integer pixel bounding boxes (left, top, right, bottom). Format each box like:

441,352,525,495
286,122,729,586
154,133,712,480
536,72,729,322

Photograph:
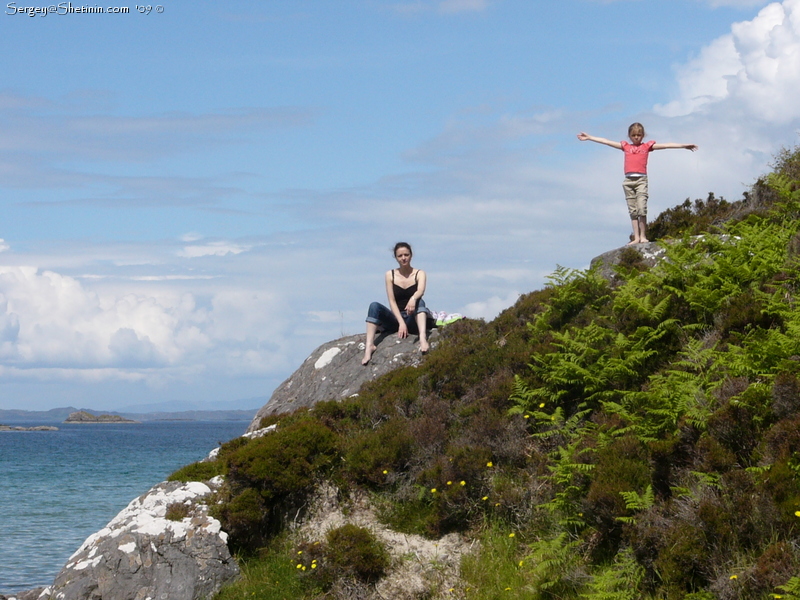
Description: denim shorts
366,298,431,334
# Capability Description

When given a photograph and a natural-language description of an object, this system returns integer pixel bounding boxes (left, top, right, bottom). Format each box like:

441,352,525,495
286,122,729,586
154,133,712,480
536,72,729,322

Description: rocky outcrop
0,425,58,431
589,241,667,285
64,411,138,423
247,330,440,433
39,480,238,600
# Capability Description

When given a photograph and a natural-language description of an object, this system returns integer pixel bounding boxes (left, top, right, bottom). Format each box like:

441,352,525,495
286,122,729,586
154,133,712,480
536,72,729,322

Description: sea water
0,420,249,594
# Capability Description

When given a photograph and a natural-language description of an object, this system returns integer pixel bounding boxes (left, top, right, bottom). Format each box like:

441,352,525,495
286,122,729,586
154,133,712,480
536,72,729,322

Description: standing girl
578,123,697,244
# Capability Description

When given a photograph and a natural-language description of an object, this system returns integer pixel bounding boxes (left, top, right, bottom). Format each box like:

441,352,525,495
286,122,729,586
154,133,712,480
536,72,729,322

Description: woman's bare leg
362,322,379,365
416,312,430,354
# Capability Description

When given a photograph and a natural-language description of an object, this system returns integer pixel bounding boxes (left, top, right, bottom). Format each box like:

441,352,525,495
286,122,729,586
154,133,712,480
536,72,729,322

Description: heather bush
296,524,389,589
217,418,340,553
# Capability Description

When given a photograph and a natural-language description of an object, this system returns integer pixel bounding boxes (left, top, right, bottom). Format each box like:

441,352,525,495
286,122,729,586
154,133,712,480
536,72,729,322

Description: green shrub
653,521,709,599
583,436,650,560
343,417,415,486
322,524,389,584
217,419,340,554
213,487,270,554
168,459,224,483
226,419,339,502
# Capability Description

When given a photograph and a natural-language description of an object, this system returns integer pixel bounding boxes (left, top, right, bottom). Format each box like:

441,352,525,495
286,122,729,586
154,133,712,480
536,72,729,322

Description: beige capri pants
623,175,648,219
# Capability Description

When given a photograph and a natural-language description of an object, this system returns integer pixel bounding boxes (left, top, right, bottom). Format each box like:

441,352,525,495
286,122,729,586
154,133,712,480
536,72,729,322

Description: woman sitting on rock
362,242,432,365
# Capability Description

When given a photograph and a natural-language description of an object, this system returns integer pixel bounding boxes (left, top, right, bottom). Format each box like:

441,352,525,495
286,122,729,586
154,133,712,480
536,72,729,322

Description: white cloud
461,291,521,321
657,0,800,124
178,242,252,258
0,239,9,253
0,264,288,381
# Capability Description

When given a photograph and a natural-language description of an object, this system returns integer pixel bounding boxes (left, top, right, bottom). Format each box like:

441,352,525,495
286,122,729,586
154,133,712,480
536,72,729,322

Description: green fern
776,576,800,600
580,547,645,600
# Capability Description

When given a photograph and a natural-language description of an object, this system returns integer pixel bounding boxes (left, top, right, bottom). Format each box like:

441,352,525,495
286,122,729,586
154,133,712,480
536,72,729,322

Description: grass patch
460,522,530,600
214,533,323,600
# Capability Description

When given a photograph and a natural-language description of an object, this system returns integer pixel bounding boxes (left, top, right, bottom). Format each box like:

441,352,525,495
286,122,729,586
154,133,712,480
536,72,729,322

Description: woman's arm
384,270,408,337
577,132,622,150
652,142,698,151
404,270,426,314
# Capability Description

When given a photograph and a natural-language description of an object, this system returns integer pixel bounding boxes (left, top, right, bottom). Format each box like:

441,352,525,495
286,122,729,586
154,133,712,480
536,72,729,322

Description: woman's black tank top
392,269,418,311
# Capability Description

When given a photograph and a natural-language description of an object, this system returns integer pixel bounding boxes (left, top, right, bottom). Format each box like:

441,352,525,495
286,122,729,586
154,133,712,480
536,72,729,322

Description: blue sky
1,0,799,411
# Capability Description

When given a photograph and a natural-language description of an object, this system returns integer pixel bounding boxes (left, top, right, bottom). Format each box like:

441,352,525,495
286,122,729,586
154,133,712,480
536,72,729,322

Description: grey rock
590,241,667,285
247,330,439,432
40,480,238,600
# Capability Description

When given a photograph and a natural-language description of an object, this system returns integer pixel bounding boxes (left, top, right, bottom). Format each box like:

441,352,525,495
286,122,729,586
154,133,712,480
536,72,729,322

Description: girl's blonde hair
628,122,645,137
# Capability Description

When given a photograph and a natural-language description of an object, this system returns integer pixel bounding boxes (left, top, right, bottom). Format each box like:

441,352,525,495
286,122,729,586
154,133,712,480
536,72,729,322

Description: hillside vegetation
171,145,800,600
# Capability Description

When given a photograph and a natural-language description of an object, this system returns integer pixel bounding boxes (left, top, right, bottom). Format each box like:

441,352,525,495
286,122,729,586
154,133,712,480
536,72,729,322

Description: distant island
64,410,139,424
0,424,59,432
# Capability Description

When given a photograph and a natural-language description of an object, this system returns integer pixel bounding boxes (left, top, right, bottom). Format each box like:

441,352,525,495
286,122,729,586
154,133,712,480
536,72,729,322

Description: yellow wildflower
482,496,489,501
539,403,545,408
487,461,493,467
730,575,738,580
383,470,388,474
431,488,437,493
460,480,466,486
447,481,452,485
509,533,515,538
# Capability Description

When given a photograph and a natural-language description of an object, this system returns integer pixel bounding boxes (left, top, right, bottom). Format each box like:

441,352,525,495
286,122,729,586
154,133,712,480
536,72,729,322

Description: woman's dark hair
393,242,412,257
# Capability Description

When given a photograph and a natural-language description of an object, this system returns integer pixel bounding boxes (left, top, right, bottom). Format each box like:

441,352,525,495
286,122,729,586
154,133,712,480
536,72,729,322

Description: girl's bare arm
652,142,698,151
577,132,622,150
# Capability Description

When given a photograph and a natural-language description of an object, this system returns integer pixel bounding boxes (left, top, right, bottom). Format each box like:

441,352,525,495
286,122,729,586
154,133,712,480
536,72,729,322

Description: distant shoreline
0,406,259,424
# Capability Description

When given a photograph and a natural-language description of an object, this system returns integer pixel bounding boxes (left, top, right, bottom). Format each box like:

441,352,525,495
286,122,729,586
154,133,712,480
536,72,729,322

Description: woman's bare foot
627,239,640,245
639,237,649,243
362,344,377,365
419,339,430,354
